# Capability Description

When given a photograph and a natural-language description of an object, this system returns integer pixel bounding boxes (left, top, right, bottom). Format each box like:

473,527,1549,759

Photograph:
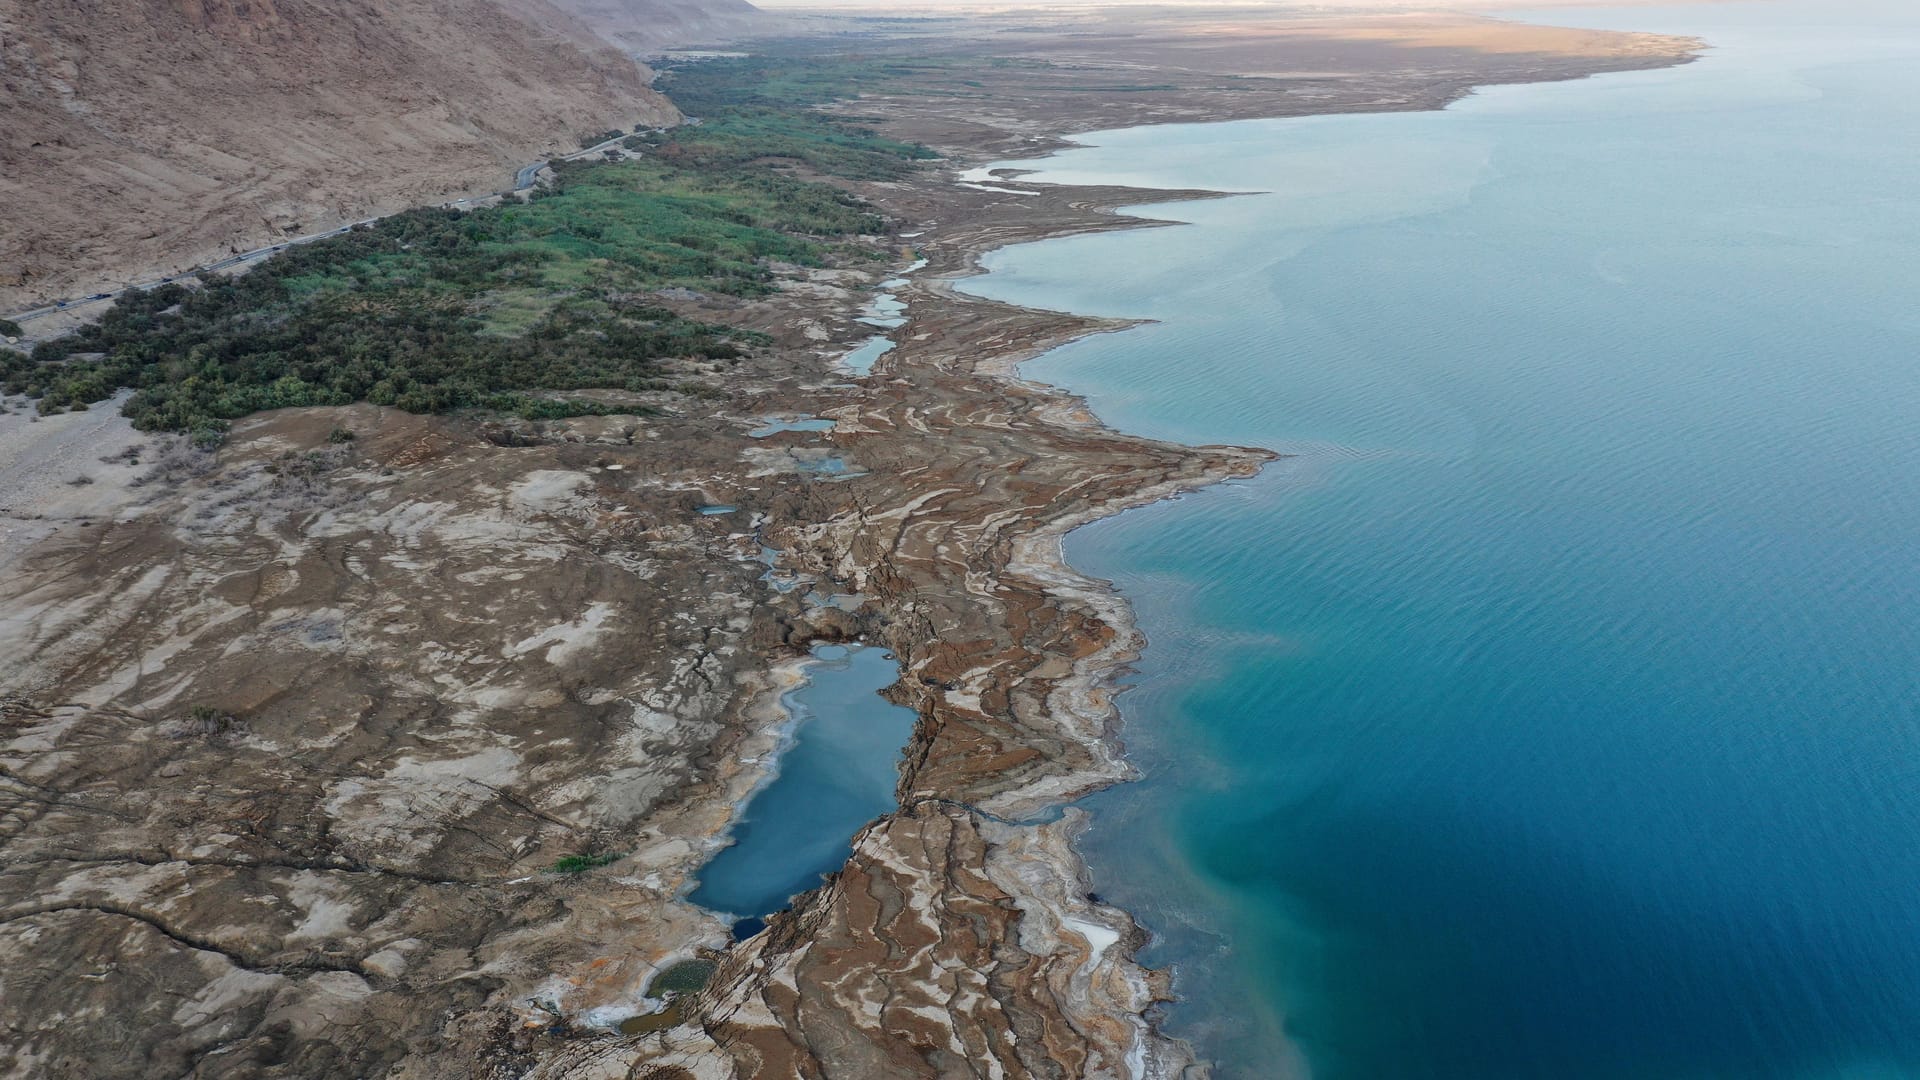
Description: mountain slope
0,0,686,311
544,0,771,53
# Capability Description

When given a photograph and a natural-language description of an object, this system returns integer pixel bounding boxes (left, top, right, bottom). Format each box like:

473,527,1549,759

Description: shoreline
695,37,1710,1076
910,150,1289,1080
884,172,1275,1076
0,14,1705,1076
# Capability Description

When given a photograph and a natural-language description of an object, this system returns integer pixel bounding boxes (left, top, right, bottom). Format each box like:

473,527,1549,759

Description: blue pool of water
842,335,895,375
860,289,907,330
796,455,863,479
690,645,917,919
750,416,836,438
960,3,1920,1078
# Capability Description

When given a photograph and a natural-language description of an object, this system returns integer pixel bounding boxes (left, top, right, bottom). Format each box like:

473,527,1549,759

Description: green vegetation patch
0,48,950,437
0,156,879,437
550,851,622,874
515,158,885,292
652,53,943,180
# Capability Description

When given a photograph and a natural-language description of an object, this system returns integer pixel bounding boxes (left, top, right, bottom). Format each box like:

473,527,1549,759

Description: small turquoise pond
690,644,917,919
842,335,895,375
859,291,907,330
796,455,859,476
749,417,836,438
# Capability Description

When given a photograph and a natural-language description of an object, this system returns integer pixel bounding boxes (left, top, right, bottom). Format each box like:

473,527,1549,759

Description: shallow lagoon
841,335,895,375
690,645,916,921
749,416,835,438
962,3,1920,1078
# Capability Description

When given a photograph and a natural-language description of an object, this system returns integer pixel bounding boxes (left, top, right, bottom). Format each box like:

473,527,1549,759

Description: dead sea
961,2,1920,1077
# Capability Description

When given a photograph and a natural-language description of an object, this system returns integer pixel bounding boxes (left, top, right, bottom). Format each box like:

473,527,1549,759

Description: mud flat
0,9,1698,1078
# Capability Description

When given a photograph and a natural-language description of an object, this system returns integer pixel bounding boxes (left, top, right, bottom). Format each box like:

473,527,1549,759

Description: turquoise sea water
959,3,1920,1078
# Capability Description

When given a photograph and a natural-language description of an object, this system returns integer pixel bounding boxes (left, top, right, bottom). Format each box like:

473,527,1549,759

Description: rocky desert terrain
0,7,1700,1078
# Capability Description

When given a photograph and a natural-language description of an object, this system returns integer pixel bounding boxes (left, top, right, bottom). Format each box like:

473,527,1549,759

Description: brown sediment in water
0,10,1699,1078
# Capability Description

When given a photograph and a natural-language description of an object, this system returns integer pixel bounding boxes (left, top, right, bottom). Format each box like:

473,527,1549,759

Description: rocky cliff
0,0,688,310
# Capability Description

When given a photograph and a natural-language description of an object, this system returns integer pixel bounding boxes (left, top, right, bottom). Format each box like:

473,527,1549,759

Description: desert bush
550,852,622,874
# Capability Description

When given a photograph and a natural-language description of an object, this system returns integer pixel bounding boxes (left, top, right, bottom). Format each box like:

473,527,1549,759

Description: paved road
5,129,658,329
514,161,548,189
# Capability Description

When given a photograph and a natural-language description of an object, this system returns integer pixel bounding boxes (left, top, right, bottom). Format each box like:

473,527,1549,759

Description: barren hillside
546,0,772,53
0,0,694,311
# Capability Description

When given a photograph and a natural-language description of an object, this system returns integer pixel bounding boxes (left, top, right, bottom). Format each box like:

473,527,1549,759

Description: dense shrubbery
0,158,866,435
551,852,622,873
1,213,756,439
661,51,954,117
521,158,886,291
655,54,941,180
0,50,939,436
641,110,936,181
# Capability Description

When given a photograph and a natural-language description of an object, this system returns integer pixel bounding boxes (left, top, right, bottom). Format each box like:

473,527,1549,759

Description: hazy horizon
746,0,1715,11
